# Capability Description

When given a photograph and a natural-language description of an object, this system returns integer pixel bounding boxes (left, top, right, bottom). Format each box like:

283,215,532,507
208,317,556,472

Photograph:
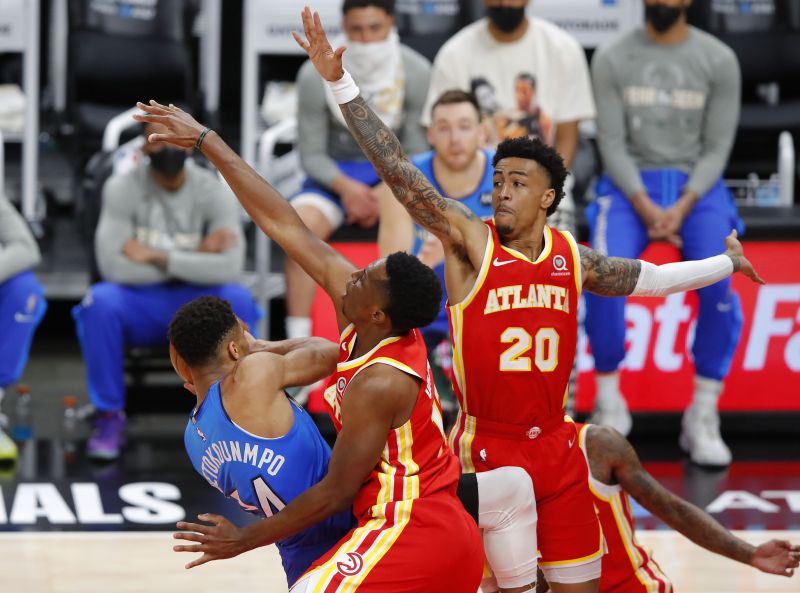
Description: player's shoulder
233,351,285,391
687,25,738,65
591,27,642,64
528,17,585,54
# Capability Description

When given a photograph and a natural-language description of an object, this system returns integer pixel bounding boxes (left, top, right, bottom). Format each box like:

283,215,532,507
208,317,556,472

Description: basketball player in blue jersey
169,295,539,592
378,89,493,420
168,296,356,587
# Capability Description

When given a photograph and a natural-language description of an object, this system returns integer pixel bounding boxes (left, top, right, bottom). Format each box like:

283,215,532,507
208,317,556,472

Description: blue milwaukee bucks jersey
184,382,355,586
411,149,495,336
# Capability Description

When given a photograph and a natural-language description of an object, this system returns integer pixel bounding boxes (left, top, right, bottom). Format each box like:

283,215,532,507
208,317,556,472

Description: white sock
595,372,623,409
286,316,312,340
691,375,723,410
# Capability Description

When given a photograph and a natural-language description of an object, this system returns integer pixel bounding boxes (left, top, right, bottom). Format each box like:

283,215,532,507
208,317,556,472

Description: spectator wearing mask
73,120,261,461
585,0,743,466
0,195,46,461
422,0,595,233
377,90,494,425
285,0,431,341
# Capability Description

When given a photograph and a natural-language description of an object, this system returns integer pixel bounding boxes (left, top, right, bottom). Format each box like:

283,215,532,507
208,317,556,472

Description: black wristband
195,128,211,151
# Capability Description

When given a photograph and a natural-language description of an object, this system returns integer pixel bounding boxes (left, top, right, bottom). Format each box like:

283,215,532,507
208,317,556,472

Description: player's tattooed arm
340,96,479,241
579,245,642,296
291,7,485,264
596,426,758,567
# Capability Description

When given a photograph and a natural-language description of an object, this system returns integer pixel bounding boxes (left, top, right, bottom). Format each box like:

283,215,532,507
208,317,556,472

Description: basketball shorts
291,491,483,593
450,415,603,568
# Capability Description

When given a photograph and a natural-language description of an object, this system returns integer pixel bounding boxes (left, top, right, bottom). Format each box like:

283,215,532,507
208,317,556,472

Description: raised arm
579,229,764,297
588,426,799,577
292,8,487,270
132,103,355,327
172,364,413,568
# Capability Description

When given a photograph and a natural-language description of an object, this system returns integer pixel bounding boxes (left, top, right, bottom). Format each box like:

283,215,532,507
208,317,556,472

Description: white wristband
327,69,360,104
632,254,733,297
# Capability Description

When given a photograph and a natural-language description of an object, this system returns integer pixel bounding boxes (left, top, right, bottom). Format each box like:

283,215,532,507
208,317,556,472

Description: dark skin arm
133,103,355,331
292,8,488,300
172,364,418,569
579,229,764,297
587,425,800,577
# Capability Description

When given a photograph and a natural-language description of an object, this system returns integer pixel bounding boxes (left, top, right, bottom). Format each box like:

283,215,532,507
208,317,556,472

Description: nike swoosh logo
493,257,516,267
568,437,575,448
341,342,348,351
14,313,36,323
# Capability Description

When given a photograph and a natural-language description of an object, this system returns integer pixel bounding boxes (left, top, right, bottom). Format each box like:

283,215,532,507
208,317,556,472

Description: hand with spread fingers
133,101,209,149
750,539,800,577
173,513,252,569
291,6,345,82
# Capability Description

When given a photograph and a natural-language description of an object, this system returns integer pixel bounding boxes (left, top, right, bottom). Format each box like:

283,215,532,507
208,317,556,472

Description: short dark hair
492,137,568,216
516,73,537,87
343,0,394,15
431,89,481,120
382,252,443,334
168,296,239,367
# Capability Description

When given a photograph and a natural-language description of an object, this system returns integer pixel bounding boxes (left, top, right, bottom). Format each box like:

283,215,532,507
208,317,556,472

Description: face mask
344,31,398,80
149,147,187,179
487,6,526,34
645,3,684,33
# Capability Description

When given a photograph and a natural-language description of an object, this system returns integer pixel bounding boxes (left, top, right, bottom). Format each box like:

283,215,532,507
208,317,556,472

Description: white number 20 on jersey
499,327,559,373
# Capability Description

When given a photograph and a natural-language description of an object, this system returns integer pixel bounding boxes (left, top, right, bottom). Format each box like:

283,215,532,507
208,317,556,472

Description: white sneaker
679,405,732,467
0,426,17,462
589,398,632,436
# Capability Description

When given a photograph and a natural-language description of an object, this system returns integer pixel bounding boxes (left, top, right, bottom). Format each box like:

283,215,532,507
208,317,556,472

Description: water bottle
11,384,32,441
62,396,78,463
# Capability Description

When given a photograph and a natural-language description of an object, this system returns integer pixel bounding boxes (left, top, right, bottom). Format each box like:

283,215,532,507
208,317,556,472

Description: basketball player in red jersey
535,423,800,593
134,106,537,591
293,8,765,593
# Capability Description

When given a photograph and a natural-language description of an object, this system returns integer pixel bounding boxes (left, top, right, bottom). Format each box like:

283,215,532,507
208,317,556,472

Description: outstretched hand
132,101,207,149
292,7,345,82
173,514,251,569
750,539,800,576
724,229,765,285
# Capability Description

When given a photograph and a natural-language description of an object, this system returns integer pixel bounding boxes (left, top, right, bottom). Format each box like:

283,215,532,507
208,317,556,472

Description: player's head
342,252,442,335
428,90,486,172
491,136,567,237
343,0,395,43
167,296,250,389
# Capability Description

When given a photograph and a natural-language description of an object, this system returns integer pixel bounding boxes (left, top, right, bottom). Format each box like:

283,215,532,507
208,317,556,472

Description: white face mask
343,29,400,83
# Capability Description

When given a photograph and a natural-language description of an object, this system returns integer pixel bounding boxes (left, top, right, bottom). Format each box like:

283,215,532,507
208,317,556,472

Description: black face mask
487,6,526,34
645,4,684,34
149,147,187,179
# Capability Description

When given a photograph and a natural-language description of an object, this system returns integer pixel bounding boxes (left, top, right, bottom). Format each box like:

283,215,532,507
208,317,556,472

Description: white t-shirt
422,17,596,145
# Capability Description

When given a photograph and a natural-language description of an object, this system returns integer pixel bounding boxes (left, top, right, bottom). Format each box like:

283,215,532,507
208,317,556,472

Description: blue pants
584,170,744,381
0,271,47,387
294,160,380,210
72,282,261,412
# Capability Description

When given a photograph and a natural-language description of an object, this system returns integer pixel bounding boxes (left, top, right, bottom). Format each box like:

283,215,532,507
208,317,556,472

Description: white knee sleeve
477,466,539,589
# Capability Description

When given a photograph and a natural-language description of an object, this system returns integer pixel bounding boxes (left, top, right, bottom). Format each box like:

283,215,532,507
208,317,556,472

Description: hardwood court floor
1,530,797,593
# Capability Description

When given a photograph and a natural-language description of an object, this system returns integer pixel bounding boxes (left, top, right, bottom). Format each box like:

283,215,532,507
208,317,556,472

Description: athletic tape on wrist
327,70,360,104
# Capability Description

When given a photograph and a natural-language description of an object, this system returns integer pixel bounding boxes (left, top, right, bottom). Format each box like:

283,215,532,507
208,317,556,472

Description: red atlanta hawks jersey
323,325,459,520
448,220,582,427
577,424,673,593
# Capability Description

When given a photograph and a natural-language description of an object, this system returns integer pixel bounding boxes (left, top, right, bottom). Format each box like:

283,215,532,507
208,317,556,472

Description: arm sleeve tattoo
579,244,642,296
340,96,478,238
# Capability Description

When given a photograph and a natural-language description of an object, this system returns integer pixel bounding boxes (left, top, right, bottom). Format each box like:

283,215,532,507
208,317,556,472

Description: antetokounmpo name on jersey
484,284,571,315
200,440,286,487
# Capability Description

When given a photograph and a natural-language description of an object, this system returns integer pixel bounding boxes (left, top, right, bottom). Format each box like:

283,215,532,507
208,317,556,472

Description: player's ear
541,188,556,210
227,339,242,361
